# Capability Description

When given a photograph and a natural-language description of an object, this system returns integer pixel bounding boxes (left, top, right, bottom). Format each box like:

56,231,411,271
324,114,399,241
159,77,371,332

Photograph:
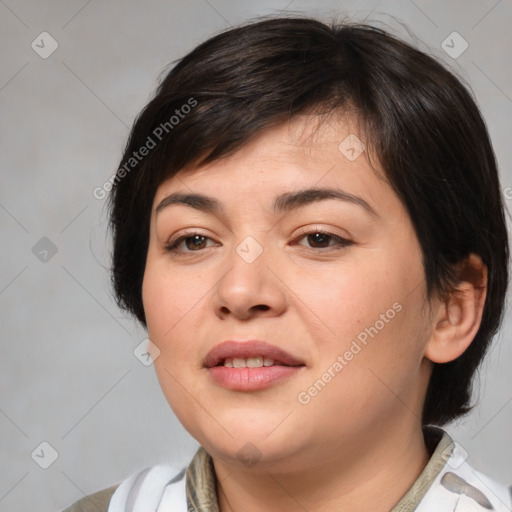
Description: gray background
0,1,511,511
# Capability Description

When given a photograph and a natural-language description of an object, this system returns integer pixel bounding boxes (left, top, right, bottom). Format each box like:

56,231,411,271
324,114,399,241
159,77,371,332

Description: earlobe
424,254,487,364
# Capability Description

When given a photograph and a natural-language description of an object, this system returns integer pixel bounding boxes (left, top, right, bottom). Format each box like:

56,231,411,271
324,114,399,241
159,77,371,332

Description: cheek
292,260,401,346
295,254,428,385
293,296,428,437
142,259,204,356
143,248,197,315
142,263,210,426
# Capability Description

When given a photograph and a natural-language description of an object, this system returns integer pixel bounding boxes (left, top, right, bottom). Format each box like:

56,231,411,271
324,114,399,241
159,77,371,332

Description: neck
214,423,430,512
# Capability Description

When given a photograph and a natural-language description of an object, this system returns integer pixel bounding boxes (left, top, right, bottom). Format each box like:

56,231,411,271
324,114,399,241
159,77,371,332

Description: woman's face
142,115,435,472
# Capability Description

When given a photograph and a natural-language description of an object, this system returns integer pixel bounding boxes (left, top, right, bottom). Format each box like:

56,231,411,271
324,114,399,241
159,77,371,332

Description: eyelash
164,228,353,254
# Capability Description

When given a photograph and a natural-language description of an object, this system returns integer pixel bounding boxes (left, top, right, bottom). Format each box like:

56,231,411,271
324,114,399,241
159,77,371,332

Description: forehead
152,115,396,218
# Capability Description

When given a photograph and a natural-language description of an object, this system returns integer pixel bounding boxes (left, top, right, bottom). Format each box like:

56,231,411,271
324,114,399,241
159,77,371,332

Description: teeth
233,358,246,368
247,356,263,368
223,356,275,368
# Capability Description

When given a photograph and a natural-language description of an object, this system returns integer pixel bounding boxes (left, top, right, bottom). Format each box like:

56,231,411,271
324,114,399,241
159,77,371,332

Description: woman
64,16,511,512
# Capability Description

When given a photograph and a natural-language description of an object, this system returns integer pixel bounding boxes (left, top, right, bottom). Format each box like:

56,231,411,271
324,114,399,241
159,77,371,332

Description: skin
142,114,487,511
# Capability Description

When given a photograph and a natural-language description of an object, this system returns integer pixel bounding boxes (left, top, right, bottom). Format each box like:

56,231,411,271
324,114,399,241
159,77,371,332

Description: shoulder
417,427,512,511
61,462,188,512
62,484,119,512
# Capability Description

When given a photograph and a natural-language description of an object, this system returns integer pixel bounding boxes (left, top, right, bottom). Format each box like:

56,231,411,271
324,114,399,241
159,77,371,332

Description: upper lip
204,340,304,368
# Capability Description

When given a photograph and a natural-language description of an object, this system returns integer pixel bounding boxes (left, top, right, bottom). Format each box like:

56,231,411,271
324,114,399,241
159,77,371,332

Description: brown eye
165,233,217,253
184,235,208,250
306,232,331,248
295,230,352,250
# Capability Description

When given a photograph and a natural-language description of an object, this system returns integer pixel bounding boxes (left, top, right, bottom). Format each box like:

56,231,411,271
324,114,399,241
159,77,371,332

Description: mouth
205,340,304,368
205,340,305,391
219,356,286,368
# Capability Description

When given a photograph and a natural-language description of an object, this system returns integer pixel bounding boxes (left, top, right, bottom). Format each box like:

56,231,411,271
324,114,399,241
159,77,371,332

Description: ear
424,254,488,364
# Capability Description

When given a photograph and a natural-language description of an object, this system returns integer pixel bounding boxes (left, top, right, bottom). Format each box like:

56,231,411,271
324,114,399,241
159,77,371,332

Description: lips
204,340,304,368
205,340,305,391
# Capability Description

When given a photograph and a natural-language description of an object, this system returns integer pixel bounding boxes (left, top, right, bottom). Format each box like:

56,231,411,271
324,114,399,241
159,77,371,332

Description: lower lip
207,365,304,391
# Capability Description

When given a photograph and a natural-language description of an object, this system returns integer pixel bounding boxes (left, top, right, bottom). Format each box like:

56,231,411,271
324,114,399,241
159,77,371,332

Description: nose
212,241,287,321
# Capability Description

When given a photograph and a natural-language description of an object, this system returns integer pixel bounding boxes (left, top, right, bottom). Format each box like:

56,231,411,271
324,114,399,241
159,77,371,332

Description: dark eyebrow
273,187,378,217
155,187,378,217
156,193,222,215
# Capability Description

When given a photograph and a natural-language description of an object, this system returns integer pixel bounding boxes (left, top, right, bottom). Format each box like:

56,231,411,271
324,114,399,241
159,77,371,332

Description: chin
191,416,311,470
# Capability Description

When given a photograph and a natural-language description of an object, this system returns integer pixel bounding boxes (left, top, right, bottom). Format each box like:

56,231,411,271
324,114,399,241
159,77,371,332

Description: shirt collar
185,426,454,512
391,426,454,511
